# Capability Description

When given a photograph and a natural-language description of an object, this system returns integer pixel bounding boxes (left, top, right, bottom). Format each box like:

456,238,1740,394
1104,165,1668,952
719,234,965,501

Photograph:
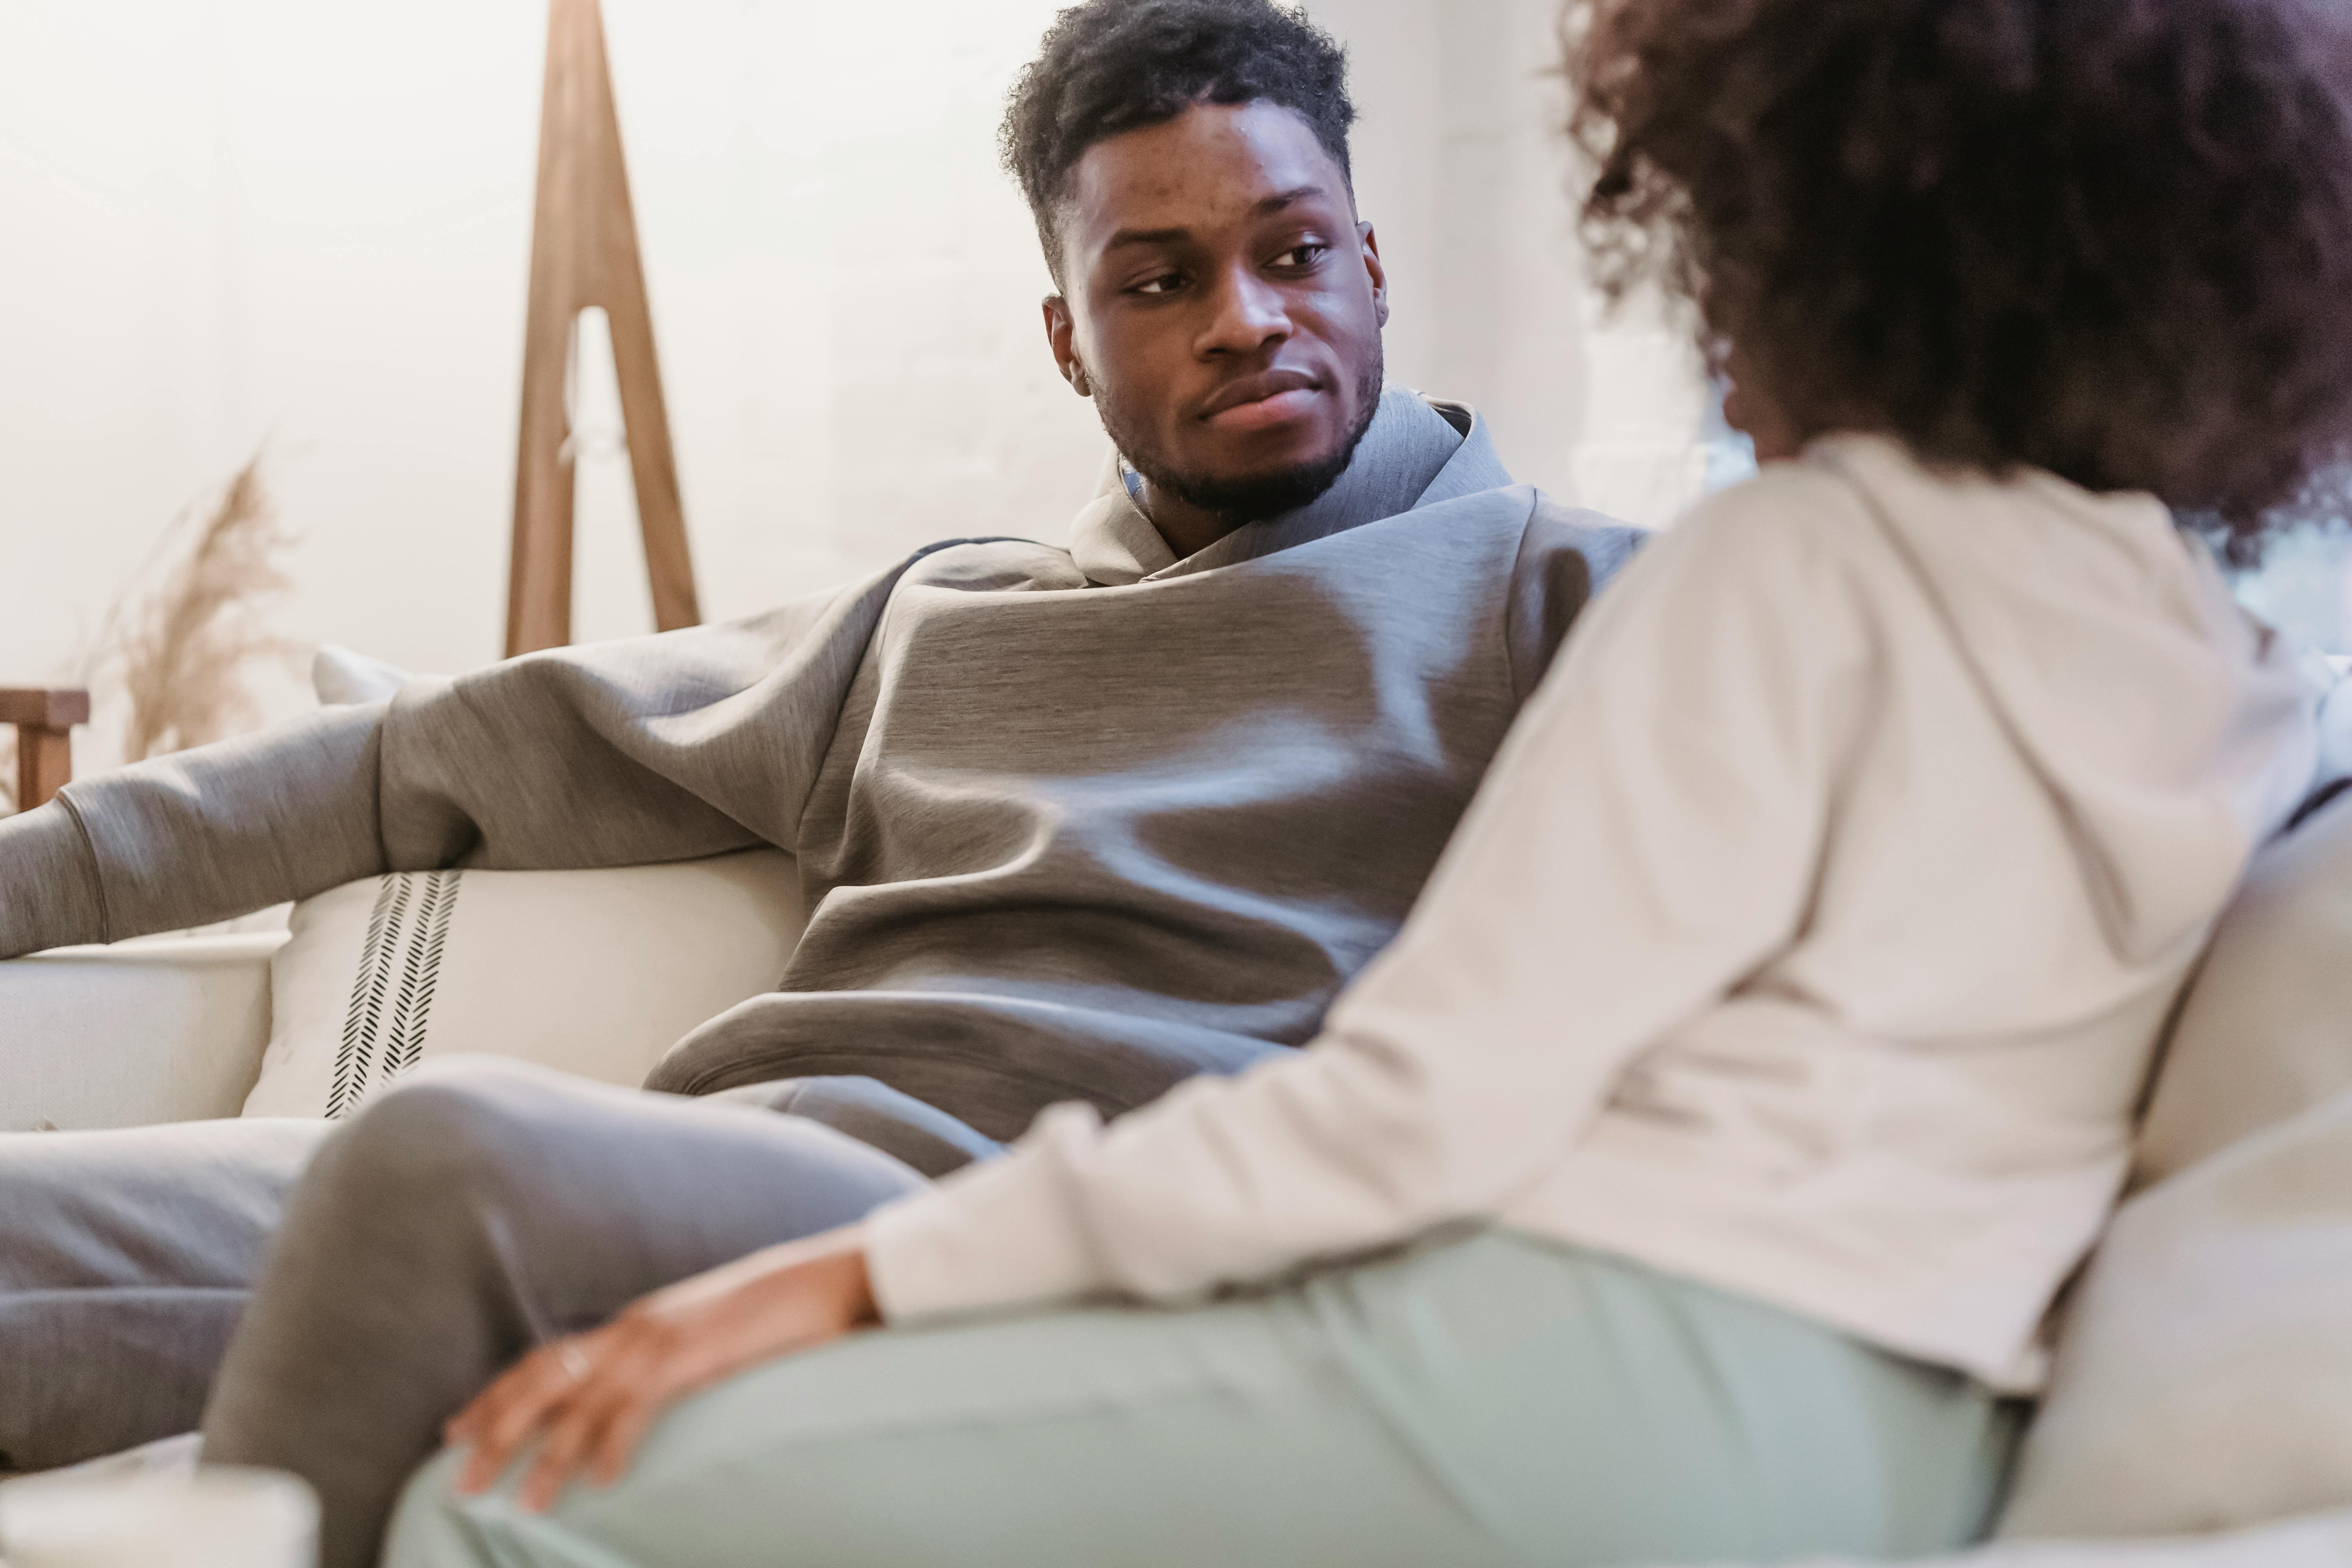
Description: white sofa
7,877,2352,1567
0,934,283,1134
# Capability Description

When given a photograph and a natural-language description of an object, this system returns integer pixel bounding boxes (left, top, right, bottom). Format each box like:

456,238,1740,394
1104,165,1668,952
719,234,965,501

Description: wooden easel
506,0,701,657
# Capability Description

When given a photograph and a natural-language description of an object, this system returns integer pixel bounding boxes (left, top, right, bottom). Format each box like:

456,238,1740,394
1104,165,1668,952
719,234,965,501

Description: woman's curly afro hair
1566,0,2352,550
1002,0,1354,286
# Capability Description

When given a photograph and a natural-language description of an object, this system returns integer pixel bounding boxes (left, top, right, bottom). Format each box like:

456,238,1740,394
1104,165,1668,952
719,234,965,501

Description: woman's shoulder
1631,449,1893,603
1654,432,2155,598
1551,451,1900,691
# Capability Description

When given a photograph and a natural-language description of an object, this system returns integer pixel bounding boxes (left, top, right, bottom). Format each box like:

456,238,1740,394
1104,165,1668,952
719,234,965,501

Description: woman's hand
445,1224,879,1512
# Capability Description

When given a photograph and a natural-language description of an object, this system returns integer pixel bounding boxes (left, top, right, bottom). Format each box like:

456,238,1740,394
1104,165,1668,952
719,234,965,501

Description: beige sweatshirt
866,435,2318,1391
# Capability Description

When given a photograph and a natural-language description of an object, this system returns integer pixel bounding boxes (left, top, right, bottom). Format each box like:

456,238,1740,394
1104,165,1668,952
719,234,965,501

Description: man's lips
1199,368,1323,430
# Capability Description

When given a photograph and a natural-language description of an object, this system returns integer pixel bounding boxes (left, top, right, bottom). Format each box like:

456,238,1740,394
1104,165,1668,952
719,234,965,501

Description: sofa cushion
2136,785,2352,1190
2000,1087,2352,1539
241,851,806,1118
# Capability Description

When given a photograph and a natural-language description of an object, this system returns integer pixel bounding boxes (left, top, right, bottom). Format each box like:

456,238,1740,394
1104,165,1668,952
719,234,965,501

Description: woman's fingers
445,1236,882,1508
585,1394,664,1489
514,1388,612,1513
452,1335,602,1495
513,1325,676,1510
583,1334,734,1488
445,1362,520,1446
450,1342,563,1445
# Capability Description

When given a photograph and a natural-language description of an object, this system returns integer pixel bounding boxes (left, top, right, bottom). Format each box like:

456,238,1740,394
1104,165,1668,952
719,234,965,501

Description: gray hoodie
0,391,1640,1153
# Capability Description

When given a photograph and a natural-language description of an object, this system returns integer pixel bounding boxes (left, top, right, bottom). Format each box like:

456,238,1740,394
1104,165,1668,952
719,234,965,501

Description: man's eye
1269,244,1329,270
1132,272,1186,295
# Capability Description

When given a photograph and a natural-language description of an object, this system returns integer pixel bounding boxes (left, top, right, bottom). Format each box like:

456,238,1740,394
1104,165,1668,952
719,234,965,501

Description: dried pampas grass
0,729,15,815
85,451,303,764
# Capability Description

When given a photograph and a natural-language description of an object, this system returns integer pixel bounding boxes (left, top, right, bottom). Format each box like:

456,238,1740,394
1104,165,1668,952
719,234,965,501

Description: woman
389,0,2352,1561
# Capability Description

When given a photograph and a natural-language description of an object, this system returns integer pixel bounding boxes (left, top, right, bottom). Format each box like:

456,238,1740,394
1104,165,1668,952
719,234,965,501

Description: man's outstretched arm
0,557,922,960
1,791,118,955
0,703,387,958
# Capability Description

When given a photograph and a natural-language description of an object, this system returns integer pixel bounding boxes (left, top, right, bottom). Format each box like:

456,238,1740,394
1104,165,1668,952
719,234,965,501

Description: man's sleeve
0,559,914,959
1503,498,1648,703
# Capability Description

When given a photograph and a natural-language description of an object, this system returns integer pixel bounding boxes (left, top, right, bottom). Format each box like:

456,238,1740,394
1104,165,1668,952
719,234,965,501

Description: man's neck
1137,481,1247,559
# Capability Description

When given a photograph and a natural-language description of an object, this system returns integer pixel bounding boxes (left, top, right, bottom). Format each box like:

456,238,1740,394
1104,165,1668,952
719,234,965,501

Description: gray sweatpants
0,1062,977,1568
0,1114,329,1474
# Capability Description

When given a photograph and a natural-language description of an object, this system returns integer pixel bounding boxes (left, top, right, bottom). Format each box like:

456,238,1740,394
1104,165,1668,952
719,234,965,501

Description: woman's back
1517,433,2316,1389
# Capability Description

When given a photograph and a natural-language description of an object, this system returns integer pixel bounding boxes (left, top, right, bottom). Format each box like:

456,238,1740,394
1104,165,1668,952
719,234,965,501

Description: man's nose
1198,265,1294,356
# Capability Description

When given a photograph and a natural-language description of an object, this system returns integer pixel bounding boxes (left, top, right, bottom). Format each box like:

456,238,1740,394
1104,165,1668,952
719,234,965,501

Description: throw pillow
240,850,806,1118
1999,1087,2352,1539
311,644,408,706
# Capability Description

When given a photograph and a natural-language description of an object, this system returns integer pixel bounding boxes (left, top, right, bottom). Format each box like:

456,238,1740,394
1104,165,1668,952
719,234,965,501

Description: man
0,2,1636,1560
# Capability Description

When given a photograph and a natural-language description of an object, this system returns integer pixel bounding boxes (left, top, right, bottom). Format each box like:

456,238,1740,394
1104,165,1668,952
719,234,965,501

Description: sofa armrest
0,934,283,1131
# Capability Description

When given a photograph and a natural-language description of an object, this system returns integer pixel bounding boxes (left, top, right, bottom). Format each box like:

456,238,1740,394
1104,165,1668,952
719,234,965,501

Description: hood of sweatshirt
1066,387,1511,587
1811,434,2318,969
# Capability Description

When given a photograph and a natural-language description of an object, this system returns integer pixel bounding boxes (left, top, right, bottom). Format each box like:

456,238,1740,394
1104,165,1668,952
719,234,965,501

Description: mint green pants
383,1230,2020,1568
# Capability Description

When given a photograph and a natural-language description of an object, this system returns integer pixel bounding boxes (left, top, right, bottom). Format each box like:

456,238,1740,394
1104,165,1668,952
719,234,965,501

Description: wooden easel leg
509,298,581,658
606,281,699,633
505,0,699,659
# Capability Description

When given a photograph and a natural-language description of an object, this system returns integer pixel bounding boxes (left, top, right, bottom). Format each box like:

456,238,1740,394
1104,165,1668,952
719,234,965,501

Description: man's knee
312,1058,559,1214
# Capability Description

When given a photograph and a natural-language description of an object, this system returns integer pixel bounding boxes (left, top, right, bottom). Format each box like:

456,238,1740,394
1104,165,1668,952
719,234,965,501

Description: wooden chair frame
0,688,89,811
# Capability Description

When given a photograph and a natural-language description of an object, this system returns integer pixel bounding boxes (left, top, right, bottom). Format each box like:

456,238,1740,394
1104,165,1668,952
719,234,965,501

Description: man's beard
1092,351,1386,526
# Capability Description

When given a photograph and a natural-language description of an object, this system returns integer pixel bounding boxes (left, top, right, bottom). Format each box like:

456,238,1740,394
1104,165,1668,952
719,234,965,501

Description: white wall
0,0,1712,777
1320,0,1713,524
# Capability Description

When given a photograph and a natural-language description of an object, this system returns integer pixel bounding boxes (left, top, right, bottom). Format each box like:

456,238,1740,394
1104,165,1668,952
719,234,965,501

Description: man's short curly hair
1566,0,2352,550
1003,0,1355,286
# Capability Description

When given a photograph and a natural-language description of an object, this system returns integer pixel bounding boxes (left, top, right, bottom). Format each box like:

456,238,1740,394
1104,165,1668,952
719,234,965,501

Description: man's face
1045,101,1388,525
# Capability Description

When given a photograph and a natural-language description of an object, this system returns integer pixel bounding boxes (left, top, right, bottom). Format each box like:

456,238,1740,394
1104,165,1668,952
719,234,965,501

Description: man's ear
1043,295,1092,398
1359,221,1389,330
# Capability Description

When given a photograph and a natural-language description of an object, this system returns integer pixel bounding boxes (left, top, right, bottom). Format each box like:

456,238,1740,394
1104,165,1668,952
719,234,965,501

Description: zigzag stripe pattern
350,874,417,1106
327,876,405,1119
324,870,464,1118
382,871,460,1081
